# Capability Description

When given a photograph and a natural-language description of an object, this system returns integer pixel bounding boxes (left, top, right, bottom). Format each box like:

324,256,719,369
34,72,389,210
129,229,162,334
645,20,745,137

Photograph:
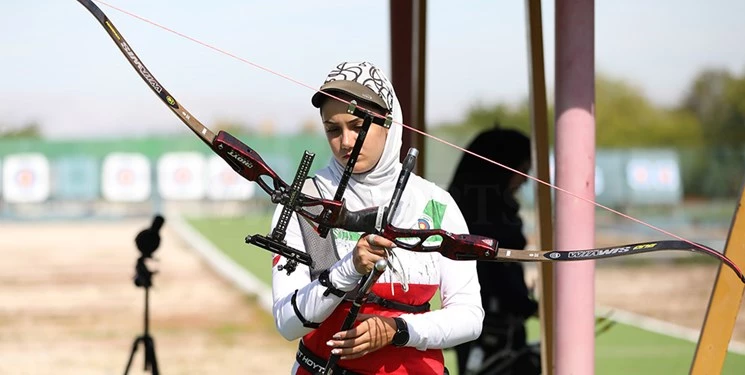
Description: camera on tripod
125,214,165,375
133,215,164,288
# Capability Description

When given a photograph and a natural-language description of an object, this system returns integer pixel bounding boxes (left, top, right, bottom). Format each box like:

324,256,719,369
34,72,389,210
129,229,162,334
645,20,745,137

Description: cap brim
311,80,388,112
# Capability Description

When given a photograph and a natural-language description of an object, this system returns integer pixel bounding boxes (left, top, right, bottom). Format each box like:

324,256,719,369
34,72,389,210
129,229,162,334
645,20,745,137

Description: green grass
527,319,745,375
188,215,745,375
188,215,276,284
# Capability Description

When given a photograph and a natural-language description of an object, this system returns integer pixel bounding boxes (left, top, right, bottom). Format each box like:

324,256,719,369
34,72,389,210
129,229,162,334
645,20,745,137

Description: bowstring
92,0,732,261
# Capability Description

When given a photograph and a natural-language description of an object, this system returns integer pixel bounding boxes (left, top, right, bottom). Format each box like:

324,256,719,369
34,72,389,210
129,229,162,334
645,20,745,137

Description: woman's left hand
326,314,397,360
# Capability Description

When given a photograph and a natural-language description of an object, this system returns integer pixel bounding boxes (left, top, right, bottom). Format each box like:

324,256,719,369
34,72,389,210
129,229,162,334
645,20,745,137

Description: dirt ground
1,221,743,375
0,220,297,375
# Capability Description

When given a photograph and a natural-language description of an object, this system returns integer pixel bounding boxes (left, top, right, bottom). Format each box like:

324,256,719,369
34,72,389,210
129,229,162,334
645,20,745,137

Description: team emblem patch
417,215,433,230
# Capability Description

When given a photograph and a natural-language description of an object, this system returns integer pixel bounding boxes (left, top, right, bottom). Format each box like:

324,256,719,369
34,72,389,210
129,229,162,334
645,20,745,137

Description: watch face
393,318,409,346
393,331,409,346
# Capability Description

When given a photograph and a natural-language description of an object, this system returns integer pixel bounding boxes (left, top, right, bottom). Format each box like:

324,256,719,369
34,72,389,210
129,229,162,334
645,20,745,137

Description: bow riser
213,130,287,197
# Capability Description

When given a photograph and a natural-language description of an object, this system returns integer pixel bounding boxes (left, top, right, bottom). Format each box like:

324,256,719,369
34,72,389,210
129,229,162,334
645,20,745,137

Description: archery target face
2,153,51,203
157,152,206,200
206,155,255,200
626,159,680,192
101,153,151,202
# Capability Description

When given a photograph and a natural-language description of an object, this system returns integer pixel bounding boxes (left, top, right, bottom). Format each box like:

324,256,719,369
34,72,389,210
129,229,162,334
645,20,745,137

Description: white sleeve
399,194,485,350
270,203,364,341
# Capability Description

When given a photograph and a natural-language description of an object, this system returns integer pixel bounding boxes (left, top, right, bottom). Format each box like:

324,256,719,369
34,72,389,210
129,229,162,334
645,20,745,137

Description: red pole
389,0,426,175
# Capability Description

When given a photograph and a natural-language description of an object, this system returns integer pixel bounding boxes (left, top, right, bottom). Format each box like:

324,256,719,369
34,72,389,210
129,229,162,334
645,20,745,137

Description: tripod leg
144,335,159,375
124,336,142,375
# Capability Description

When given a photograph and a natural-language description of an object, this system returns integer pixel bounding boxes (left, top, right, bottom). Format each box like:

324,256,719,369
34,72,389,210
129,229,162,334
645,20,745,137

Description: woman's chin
352,165,373,174
352,160,374,174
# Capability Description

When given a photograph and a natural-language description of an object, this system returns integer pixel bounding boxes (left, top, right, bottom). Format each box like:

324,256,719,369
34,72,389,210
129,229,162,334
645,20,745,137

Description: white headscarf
313,62,404,211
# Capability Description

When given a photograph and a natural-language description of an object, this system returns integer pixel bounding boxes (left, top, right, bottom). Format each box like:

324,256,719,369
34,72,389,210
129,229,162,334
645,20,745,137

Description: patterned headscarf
313,61,404,211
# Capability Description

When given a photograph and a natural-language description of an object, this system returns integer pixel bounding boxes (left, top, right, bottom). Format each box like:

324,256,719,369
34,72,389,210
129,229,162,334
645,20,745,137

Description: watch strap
392,317,409,347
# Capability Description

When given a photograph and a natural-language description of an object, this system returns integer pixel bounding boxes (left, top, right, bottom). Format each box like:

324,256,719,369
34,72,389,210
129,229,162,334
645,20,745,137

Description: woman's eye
325,128,340,134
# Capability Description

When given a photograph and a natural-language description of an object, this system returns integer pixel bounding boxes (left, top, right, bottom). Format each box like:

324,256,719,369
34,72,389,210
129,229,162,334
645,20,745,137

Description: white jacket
269,61,483,373
270,172,485,350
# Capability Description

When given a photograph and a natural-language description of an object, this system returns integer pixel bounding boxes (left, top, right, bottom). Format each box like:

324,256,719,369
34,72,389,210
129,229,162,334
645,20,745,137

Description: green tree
595,76,702,147
434,101,531,138
0,121,42,139
678,67,745,197
433,73,702,149
681,68,745,146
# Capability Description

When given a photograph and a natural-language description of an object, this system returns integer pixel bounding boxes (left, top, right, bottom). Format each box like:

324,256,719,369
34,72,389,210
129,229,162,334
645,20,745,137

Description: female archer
269,61,484,375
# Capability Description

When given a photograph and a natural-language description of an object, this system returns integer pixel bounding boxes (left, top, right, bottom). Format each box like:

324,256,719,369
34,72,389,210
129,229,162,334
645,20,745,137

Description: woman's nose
340,128,357,150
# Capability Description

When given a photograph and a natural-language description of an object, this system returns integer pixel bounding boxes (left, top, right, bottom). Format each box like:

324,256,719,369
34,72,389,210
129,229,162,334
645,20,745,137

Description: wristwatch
391,317,410,347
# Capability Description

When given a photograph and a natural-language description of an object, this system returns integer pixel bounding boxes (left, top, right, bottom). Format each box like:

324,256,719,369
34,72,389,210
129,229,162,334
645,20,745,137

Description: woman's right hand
354,234,395,274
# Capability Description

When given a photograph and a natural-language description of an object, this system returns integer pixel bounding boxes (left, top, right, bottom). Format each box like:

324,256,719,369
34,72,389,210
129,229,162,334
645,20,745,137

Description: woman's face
320,95,388,174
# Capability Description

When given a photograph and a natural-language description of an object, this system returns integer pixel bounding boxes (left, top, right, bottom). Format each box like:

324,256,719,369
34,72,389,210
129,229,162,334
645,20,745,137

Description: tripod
124,216,164,375
124,256,159,374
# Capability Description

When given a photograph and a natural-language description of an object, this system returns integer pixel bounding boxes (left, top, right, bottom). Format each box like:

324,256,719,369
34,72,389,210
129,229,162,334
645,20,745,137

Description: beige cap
311,80,389,112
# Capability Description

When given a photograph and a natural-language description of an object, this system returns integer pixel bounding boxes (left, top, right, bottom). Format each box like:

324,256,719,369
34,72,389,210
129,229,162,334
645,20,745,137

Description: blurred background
1,0,744,374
